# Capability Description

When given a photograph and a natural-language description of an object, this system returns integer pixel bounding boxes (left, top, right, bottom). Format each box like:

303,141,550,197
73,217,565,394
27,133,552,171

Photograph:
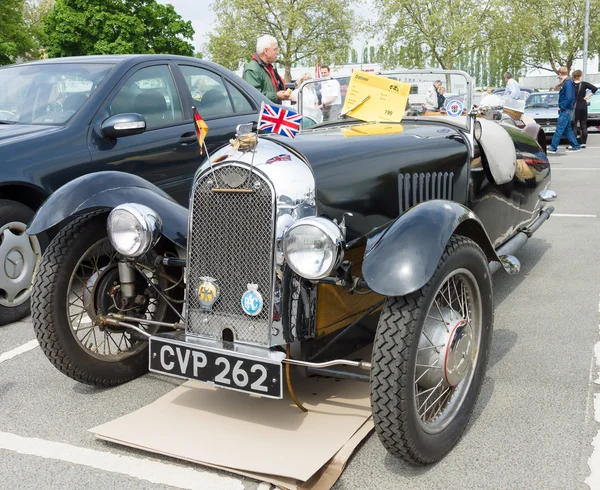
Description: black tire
0,199,43,326
31,212,172,387
370,235,493,464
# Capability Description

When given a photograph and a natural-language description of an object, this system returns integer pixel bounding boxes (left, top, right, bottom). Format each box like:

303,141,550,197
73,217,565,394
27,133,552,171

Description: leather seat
133,90,168,126
198,88,227,117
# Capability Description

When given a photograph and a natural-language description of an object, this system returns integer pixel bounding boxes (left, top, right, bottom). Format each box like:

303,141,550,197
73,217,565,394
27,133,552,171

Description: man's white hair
256,35,277,54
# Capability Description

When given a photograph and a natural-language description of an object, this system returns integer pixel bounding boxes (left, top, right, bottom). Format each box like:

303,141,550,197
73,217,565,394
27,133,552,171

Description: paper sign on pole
341,70,411,123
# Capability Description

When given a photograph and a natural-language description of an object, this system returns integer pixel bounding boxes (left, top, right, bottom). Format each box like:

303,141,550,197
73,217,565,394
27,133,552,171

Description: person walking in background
318,66,341,121
570,69,597,149
243,34,290,104
503,72,520,100
425,80,442,110
547,66,580,154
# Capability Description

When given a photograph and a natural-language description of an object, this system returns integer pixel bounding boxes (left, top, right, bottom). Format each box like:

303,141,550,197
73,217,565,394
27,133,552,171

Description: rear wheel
32,213,179,386
0,200,42,326
370,235,493,464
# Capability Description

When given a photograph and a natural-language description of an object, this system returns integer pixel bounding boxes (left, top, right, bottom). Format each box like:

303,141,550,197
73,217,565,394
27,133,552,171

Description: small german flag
192,106,209,154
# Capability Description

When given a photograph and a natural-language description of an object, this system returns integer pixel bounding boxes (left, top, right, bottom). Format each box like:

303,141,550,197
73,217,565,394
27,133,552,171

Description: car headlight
107,203,162,257
283,217,344,280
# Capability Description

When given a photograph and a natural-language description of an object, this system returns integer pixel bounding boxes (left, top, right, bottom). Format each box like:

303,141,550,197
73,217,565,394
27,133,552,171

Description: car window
109,65,183,128
525,94,559,108
224,80,254,114
179,65,234,119
0,63,113,125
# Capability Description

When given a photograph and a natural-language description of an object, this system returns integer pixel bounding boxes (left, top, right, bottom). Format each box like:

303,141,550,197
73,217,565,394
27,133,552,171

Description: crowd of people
240,33,598,150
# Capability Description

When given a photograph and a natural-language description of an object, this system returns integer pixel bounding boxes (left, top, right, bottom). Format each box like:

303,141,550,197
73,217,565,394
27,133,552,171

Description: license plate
149,337,283,399
543,126,556,133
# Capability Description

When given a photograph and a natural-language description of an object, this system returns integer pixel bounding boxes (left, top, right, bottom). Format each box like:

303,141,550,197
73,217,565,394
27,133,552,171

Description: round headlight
107,204,162,257
283,217,344,280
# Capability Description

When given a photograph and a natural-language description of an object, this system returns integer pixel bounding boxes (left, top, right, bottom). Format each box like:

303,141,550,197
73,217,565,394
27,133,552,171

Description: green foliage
23,0,55,54
374,0,600,86
207,0,355,81
0,0,34,65
373,0,495,71
506,0,600,74
43,0,195,57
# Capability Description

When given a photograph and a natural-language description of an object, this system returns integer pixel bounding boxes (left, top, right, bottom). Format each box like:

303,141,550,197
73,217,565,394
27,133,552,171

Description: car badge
241,283,263,316
197,277,220,311
221,169,247,188
266,153,292,164
446,99,464,118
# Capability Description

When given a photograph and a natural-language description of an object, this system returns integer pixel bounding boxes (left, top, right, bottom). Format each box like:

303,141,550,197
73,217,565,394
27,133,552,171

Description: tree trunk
284,62,292,83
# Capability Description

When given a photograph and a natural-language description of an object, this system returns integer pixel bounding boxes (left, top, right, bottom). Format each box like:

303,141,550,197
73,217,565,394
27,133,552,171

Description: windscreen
0,63,114,125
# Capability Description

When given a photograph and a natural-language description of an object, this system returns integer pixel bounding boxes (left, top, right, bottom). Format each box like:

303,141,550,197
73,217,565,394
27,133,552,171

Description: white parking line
0,431,244,490
0,340,38,364
552,214,597,218
585,296,600,488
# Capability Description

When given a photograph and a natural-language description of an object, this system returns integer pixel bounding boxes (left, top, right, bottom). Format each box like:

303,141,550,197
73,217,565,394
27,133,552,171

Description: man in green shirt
243,35,290,104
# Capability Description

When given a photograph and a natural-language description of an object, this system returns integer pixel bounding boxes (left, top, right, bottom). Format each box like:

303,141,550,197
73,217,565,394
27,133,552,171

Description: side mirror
101,113,146,138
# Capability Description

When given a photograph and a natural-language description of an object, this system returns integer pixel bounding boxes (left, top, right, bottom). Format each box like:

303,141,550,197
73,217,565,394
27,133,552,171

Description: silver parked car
524,91,559,135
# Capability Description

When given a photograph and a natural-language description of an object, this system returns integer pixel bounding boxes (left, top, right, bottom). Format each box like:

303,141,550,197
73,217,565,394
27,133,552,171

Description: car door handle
179,131,198,146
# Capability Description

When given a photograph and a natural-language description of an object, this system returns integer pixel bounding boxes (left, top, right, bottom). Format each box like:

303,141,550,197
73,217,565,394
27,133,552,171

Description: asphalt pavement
1,134,600,490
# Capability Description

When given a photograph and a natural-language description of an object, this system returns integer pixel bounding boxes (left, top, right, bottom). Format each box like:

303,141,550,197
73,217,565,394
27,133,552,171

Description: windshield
0,63,114,125
525,93,559,109
295,70,472,130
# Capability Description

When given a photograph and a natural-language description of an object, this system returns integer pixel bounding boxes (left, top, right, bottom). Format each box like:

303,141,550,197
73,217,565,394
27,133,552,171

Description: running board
490,205,554,275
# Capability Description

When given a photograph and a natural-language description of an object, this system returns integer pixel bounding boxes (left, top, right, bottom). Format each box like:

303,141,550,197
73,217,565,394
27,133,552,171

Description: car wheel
370,235,493,464
0,200,43,326
32,212,178,386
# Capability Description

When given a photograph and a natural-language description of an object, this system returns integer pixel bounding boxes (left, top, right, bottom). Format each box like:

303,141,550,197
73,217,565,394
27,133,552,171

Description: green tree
23,0,55,55
43,0,195,57
0,0,34,65
350,48,358,63
373,0,497,71
505,0,600,74
207,0,355,82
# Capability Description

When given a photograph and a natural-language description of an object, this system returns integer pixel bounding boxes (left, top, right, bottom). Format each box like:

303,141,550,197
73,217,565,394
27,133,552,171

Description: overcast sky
157,0,375,55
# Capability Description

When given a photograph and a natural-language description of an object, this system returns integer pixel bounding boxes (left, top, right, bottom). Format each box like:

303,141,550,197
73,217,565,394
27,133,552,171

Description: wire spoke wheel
32,212,183,386
66,237,165,362
370,236,493,464
414,269,482,433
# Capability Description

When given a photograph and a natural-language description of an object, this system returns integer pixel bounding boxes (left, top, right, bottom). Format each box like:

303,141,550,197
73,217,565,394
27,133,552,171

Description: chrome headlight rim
282,216,345,280
107,203,162,258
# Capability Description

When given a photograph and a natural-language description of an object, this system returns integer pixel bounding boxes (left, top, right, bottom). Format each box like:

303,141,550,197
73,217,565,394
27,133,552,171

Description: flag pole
246,102,264,181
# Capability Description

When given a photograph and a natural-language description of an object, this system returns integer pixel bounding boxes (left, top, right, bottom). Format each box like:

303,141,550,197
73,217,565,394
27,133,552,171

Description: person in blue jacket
547,66,581,153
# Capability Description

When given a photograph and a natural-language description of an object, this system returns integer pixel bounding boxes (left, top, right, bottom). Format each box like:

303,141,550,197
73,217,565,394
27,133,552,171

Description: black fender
361,200,500,297
27,171,188,250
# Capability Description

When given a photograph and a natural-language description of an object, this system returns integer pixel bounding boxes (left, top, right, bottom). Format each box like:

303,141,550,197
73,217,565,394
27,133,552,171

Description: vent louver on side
398,172,454,213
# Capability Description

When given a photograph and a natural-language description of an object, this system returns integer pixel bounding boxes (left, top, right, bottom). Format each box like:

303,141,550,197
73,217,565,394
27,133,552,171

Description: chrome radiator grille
398,172,454,213
185,166,275,345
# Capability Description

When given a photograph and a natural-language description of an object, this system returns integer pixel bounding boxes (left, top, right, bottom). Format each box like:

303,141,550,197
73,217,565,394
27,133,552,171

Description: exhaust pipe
489,205,554,274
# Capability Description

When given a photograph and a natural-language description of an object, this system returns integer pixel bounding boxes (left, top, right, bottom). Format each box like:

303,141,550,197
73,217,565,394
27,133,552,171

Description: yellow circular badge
198,279,219,310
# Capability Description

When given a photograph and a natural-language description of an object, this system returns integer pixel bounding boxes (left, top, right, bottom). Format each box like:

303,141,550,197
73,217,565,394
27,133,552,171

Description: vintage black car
27,70,555,464
0,54,268,325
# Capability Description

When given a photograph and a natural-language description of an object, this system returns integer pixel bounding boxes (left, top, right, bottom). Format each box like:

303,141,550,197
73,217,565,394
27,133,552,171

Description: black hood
0,124,63,146
266,121,470,240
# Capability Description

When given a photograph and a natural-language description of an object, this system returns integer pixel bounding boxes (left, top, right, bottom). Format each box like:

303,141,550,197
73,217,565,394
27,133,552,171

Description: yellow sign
340,123,404,137
341,71,411,123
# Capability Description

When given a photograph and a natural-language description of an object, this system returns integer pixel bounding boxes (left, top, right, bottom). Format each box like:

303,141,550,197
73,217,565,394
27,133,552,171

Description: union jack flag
258,103,302,138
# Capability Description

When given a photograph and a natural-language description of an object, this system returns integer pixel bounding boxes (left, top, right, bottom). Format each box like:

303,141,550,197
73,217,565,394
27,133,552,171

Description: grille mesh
398,172,454,213
186,166,274,345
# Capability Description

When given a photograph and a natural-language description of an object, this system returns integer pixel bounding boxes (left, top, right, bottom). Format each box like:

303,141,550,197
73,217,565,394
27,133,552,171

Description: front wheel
32,212,179,386
370,235,493,464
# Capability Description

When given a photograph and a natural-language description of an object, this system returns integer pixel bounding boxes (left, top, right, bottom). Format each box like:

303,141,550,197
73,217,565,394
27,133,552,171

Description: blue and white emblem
241,283,263,316
446,99,463,117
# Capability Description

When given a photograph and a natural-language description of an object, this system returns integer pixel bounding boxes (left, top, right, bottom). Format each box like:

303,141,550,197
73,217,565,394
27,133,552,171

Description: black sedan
0,54,269,325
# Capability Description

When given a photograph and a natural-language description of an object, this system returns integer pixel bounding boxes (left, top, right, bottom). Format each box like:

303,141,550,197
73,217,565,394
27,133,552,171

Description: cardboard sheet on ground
90,374,373,489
